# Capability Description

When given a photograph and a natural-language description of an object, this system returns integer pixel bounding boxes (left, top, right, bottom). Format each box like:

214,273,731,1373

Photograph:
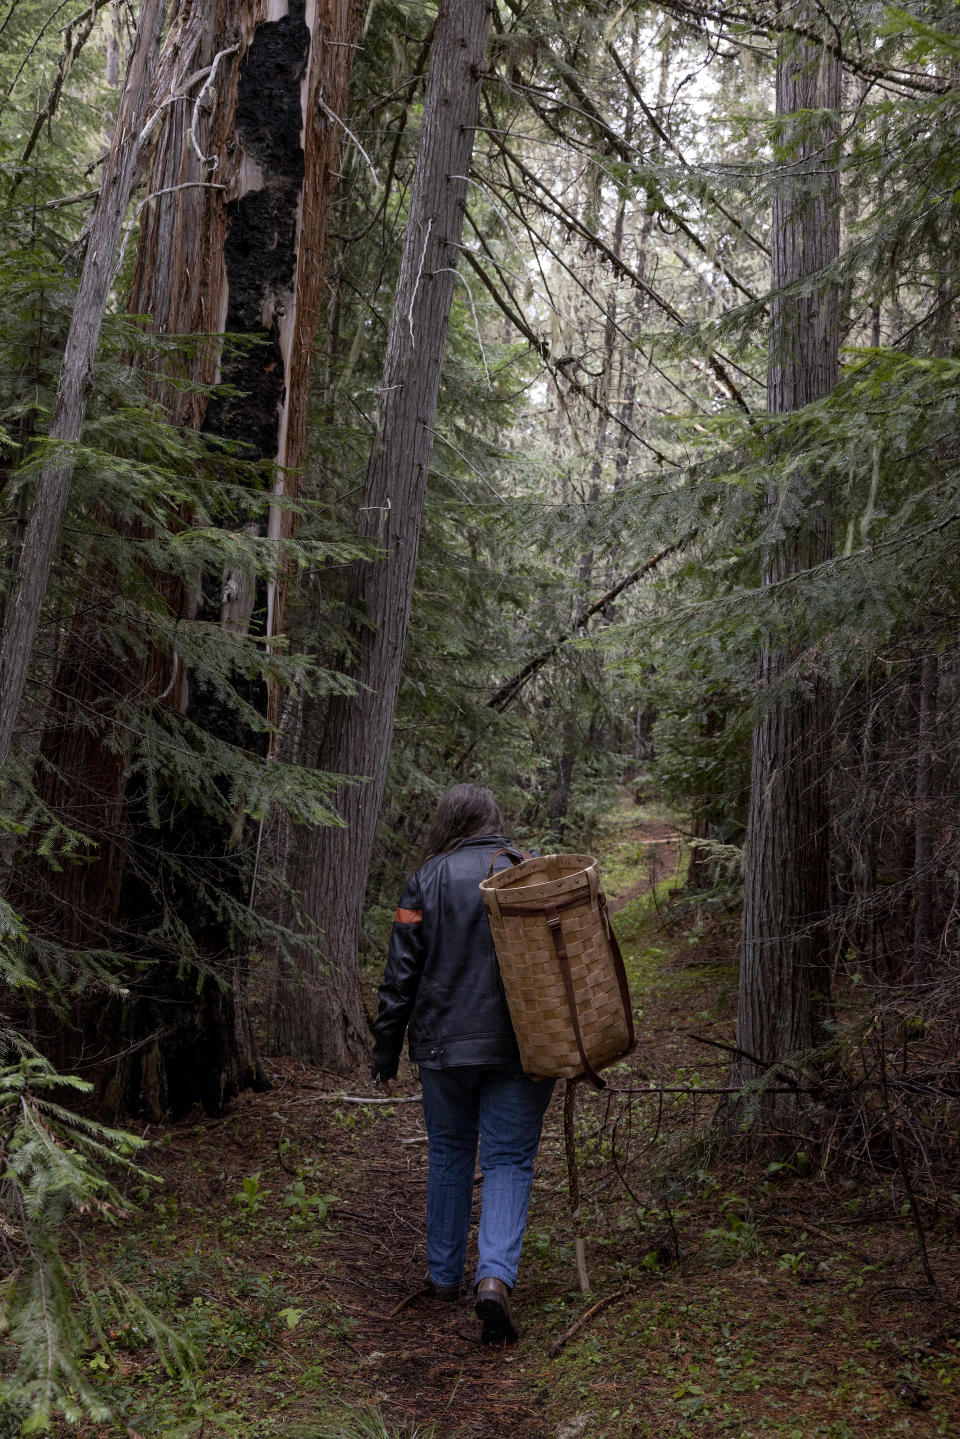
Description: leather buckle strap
544,903,605,1090
497,890,592,919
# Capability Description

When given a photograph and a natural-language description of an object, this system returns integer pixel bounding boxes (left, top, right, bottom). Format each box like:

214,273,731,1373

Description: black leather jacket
371,835,522,1080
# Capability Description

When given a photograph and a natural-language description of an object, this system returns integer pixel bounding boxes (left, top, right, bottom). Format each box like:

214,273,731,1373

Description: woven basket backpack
480,849,636,1088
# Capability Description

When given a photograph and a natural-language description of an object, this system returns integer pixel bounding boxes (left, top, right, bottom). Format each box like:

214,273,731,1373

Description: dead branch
877,1024,937,1288
486,544,680,712
548,1287,626,1357
14,0,112,177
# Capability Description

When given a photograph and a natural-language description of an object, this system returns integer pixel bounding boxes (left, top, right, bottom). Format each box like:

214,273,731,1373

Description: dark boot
475,1276,518,1345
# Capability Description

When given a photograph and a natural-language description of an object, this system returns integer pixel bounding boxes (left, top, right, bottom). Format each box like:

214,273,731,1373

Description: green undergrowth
25,799,960,1439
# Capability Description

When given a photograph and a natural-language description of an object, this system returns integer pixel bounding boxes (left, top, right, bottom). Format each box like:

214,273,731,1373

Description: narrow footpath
96,796,960,1439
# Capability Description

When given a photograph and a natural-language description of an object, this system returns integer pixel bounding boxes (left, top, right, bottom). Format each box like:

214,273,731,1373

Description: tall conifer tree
735,16,841,1096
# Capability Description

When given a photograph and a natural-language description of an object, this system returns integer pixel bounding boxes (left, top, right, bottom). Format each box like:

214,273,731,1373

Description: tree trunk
18,0,363,1118
271,0,494,1067
0,0,168,775
614,34,671,496
912,652,938,970
551,741,576,844
735,20,841,1099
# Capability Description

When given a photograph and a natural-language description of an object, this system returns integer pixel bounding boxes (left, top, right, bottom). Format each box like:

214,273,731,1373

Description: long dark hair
421,784,503,862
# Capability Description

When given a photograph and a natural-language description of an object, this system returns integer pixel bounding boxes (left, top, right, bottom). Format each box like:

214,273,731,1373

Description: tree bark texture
16,0,362,1118
0,0,168,776
271,0,495,1067
735,23,841,1089
115,0,362,1118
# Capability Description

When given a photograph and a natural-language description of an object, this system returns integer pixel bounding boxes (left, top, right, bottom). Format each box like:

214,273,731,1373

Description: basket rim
480,852,597,897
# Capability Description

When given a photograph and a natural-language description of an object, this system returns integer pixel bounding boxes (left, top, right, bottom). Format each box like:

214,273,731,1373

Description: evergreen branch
603,39,770,256
479,145,754,414
511,48,762,305
460,237,674,466
649,0,948,96
10,0,112,179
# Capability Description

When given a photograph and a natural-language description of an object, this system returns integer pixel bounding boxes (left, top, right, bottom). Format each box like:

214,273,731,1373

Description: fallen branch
598,1083,819,1096
309,1094,422,1104
771,1213,872,1265
387,1284,432,1317
548,1287,627,1358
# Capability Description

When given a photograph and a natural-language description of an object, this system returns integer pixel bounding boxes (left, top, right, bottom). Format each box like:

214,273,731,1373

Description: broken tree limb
307,1093,422,1104
487,543,680,713
460,239,673,466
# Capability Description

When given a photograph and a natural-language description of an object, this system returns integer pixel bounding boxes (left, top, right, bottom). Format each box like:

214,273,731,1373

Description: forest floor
80,793,960,1439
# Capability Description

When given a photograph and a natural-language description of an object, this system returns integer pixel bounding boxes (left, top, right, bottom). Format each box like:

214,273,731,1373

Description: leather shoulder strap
599,892,636,1053
485,846,529,880
544,903,606,1090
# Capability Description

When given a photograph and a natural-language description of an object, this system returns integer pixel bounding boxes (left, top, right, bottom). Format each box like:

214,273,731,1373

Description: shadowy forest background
0,0,959,1427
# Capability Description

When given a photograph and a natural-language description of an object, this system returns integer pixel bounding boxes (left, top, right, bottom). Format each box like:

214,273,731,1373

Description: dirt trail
104,812,674,1437
115,807,960,1438
278,815,679,1436
279,817,682,1433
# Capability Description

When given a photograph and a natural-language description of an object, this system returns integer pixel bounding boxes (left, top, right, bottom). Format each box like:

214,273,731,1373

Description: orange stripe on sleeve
394,907,422,924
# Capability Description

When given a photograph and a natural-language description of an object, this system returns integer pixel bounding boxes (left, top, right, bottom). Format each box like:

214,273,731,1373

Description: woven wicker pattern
480,853,633,1080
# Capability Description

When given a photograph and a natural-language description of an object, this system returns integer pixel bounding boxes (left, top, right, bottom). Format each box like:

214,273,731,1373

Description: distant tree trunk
19,0,363,1118
735,21,841,1099
551,738,576,843
912,652,938,970
270,0,494,1067
614,28,669,496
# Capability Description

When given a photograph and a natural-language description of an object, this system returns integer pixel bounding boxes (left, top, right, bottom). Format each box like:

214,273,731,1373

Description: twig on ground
388,1284,432,1317
771,1213,872,1264
548,1288,627,1357
308,1094,422,1104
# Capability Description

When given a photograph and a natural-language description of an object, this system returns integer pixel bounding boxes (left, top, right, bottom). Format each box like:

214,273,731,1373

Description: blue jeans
419,1064,555,1291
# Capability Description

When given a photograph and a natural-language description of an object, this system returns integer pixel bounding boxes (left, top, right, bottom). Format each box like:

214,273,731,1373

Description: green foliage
283,1181,339,1227
0,1055,196,1429
283,1407,435,1439
2,0,960,1424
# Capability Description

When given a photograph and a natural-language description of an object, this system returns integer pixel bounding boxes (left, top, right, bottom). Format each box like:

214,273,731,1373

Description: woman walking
371,784,554,1344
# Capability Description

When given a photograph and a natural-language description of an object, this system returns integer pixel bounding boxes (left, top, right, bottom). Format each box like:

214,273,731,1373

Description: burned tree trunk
20,0,363,1118
734,21,841,1103
270,0,495,1067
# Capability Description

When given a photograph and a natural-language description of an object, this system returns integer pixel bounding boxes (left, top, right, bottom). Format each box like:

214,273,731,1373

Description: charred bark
18,0,363,1117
